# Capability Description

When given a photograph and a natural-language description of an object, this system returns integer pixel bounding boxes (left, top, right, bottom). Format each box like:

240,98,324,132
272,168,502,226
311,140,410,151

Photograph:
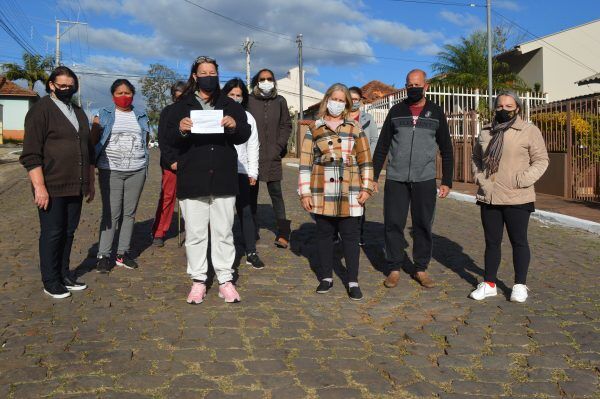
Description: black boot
274,219,291,248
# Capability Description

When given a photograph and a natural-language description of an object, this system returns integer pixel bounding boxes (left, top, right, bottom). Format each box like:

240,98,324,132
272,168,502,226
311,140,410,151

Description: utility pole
296,33,303,120
486,0,493,113
242,37,254,89
55,19,88,67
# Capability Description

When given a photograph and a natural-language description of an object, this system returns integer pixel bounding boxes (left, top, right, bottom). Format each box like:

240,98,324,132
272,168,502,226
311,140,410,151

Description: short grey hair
494,90,523,109
406,69,427,83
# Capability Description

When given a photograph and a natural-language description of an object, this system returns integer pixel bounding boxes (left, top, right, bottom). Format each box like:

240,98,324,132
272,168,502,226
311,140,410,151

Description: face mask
113,95,133,109
406,86,424,104
258,80,274,93
495,109,517,123
53,87,76,103
351,100,360,111
196,75,219,93
232,97,243,104
327,100,346,117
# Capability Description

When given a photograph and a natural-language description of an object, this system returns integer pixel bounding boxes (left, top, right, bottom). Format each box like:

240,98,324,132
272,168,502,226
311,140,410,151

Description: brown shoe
412,271,434,288
274,237,289,249
384,270,401,288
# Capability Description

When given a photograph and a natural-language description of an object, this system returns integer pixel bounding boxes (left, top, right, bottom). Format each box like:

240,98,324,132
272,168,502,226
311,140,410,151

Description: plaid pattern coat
298,118,374,217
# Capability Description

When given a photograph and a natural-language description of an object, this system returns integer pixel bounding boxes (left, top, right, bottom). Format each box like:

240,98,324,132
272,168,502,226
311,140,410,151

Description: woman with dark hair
20,66,94,298
92,79,150,273
167,57,251,304
247,68,292,249
348,86,378,246
470,90,548,303
222,78,264,269
152,80,186,247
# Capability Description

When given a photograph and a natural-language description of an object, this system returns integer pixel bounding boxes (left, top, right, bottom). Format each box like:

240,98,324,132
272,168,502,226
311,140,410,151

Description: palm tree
431,31,528,91
2,53,54,90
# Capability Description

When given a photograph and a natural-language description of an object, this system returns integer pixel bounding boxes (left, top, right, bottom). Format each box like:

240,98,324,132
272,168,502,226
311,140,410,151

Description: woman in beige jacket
470,91,549,303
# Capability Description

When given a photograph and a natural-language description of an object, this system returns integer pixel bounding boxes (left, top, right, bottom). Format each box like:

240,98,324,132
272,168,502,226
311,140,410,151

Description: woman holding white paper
166,56,251,304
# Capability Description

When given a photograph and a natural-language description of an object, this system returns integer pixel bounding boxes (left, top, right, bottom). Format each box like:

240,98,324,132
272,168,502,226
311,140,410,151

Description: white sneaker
510,284,529,303
470,282,497,300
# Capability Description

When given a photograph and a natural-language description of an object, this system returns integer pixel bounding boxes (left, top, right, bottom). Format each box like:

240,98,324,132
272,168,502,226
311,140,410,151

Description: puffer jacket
472,116,549,205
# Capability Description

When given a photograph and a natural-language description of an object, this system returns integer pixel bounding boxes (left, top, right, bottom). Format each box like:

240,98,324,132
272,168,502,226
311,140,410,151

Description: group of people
20,57,549,304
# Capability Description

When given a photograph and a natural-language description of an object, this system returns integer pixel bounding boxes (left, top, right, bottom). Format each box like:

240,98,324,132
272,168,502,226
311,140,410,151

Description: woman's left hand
357,190,371,205
86,181,95,203
221,116,236,130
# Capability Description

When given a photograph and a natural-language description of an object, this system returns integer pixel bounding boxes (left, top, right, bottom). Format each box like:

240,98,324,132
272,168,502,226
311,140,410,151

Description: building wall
276,67,324,113
517,48,544,92
519,20,600,101
0,97,31,140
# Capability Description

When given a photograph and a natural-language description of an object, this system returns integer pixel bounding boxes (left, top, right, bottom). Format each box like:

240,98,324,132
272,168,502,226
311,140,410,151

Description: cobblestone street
0,150,598,398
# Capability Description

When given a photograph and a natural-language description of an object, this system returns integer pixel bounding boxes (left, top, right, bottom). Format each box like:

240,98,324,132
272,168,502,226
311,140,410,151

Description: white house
497,19,600,101
276,67,324,114
0,76,38,141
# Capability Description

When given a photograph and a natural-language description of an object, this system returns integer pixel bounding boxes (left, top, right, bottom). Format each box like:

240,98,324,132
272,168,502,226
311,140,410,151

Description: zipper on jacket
407,124,416,181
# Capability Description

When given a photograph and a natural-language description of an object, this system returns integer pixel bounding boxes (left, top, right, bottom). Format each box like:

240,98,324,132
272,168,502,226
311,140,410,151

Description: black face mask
196,76,219,93
406,86,424,104
495,109,517,124
54,87,76,103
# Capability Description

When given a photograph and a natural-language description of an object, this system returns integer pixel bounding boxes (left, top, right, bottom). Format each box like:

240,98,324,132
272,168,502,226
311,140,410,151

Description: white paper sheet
190,110,224,134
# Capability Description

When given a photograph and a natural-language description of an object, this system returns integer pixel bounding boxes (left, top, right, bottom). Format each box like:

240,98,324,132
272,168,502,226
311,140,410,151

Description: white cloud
366,20,443,50
494,1,521,11
439,10,484,30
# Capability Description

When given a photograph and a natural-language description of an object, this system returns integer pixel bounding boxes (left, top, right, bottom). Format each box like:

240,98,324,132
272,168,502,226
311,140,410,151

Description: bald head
406,69,427,86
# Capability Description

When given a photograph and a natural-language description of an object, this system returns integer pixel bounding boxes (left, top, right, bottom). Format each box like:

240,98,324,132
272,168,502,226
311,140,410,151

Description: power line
391,0,483,7
0,9,40,56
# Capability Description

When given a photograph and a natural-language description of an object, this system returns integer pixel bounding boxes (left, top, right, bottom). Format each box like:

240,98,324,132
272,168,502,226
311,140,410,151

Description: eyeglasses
195,56,215,64
258,77,274,82
53,83,74,90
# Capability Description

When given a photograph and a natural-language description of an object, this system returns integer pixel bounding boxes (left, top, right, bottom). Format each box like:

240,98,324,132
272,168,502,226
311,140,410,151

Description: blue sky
1,0,599,110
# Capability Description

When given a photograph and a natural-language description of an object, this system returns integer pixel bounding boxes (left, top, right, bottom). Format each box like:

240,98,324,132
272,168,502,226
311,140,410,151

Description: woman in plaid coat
298,83,374,300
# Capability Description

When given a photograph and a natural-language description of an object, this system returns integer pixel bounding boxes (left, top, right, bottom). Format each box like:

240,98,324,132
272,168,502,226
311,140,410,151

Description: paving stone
316,387,363,398
560,380,599,398
169,374,219,390
297,370,347,388
243,359,288,374
404,381,441,397
511,381,561,397
351,370,394,394
271,386,307,398
527,355,569,369
452,380,504,396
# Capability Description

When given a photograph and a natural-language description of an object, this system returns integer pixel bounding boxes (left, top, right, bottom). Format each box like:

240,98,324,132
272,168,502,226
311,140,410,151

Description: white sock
322,278,333,283
348,282,359,288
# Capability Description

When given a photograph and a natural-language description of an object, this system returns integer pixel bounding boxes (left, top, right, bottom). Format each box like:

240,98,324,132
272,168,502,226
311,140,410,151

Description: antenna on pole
242,37,254,90
486,0,493,114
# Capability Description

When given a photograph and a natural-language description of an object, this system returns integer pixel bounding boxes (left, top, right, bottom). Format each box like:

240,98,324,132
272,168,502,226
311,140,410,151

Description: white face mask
258,81,274,93
232,97,243,104
351,100,360,111
327,99,346,117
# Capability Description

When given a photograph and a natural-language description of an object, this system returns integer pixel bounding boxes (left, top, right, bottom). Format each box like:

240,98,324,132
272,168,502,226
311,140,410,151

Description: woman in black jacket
20,66,94,298
167,56,251,304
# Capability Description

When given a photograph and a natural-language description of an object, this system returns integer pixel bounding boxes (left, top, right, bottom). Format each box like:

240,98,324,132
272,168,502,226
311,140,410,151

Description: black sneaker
62,275,87,291
116,253,138,269
348,286,363,301
152,237,164,247
358,237,365,246
246,253,265,269
316,280,333,294
43,282,71,299
96,256,113,274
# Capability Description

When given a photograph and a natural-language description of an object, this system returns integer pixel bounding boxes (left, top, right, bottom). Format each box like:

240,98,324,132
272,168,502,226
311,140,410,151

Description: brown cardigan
20,95,94,197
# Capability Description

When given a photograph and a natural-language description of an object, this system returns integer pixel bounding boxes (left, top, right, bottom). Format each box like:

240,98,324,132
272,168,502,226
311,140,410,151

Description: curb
448,191,600,235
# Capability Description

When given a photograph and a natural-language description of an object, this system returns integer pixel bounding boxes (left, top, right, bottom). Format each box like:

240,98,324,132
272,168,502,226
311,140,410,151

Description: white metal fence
364,86,549,129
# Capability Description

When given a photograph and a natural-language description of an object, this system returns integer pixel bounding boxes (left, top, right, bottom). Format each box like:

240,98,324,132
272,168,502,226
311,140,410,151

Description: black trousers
384,179,437,273
38,195,83,286
315,214,360,283
235,174,257,254
249,179,290,239
480,203,532,284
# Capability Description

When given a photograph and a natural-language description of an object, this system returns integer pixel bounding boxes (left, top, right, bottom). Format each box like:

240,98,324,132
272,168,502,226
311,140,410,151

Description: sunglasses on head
195,56,215,64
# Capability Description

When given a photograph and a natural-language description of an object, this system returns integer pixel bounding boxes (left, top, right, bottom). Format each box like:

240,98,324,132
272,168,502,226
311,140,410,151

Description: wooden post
566,101,573,199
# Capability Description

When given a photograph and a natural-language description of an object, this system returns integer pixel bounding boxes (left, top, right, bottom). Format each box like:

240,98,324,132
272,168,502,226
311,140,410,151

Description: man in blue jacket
372,69,453,289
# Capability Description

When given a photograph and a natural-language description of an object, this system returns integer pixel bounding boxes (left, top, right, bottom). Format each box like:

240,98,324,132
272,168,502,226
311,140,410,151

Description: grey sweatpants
98,168,146,257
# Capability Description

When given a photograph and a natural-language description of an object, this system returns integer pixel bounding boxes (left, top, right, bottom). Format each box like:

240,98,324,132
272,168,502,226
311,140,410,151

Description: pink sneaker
218,282,241,303
186,282,206,304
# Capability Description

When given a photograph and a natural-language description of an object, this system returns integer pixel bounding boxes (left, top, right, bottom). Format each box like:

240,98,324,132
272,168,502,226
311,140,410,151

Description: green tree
2,53,54,90
140,64,178,129
430,30,528,91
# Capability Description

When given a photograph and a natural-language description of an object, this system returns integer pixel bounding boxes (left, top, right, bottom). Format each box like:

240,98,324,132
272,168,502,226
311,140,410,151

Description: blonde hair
317,83,352,119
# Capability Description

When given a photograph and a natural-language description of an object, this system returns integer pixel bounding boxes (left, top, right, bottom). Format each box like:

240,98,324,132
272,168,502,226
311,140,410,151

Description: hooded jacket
247,86,292,182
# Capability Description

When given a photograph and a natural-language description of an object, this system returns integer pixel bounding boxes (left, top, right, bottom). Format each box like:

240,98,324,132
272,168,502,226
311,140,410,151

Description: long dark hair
222,78,249,109
45,66,79,93
171,80,186,102
110,78,136,95
180,56,220,106
250,68,276,90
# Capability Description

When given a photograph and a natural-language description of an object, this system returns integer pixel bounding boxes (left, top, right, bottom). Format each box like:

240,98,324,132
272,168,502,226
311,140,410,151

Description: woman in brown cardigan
20,66,95,299
470,90,548,303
